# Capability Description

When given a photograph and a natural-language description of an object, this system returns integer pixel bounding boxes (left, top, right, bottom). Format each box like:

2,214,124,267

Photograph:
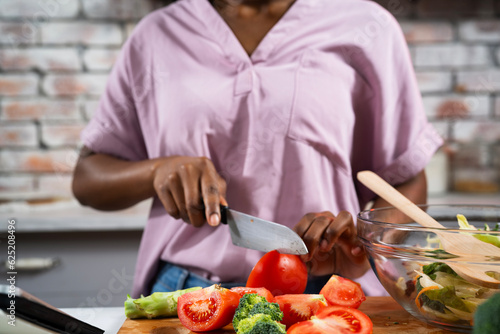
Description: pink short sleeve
350,8,443,204
80,35,148,161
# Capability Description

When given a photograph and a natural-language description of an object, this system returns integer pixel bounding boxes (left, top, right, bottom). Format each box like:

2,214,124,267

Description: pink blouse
81,0,443,297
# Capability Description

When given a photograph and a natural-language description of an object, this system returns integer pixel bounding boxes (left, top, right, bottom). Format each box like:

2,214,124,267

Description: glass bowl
357,205,500,333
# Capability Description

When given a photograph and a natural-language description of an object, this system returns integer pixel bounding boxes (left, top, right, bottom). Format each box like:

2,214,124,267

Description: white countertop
0,307,126,334
0,198,151,232
61,307,126,334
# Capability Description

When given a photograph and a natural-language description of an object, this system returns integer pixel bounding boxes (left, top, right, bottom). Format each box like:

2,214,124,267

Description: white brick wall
415,71,453,93
40,122,86,147
413,44,491,68
0,175,34,191
1,98,81,120
422,94,491,119
42,73,108,96
83,48,121,71
456,70,500,93
0,123,38,147
82,0,155,19
41,22,123,45
0,0,498,196
400,21,454,42
459,20,500,43
0,74,39,96
0,0,80,18
453,121,500,143
0,48,81,71
0,149,76,173
0,22,39,45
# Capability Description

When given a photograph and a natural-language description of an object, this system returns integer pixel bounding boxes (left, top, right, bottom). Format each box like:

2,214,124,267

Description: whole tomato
246,250,308,296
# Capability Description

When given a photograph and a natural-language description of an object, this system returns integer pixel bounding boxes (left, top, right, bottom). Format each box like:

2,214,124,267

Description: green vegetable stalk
457,214,500,248
124,287,201,319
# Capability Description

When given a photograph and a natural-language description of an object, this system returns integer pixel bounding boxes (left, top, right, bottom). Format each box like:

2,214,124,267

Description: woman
72,0,443,298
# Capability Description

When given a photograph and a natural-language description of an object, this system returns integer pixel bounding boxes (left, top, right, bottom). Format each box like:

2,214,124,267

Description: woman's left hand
293,211,370,278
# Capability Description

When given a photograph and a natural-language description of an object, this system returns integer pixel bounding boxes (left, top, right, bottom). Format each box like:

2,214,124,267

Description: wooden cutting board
118,297,462,333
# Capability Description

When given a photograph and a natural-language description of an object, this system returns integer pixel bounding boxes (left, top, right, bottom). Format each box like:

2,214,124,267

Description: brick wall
0,0,499,198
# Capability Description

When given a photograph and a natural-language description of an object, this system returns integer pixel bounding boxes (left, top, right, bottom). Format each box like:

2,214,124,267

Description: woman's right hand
152,156,227,228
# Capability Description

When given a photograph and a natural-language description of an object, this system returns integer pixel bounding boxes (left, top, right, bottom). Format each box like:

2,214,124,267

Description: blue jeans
151,262,245,293
151,261,331,294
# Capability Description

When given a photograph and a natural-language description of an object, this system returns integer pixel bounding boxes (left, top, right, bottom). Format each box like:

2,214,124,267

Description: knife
218,205,309,255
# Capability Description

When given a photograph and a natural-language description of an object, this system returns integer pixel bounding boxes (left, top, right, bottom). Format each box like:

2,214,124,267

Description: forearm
72,147,161,211
371,170,428,209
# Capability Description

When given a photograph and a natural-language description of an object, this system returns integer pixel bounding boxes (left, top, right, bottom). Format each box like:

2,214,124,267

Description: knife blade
219,205,308,255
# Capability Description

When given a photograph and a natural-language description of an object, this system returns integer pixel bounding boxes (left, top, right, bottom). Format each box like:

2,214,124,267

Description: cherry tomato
274,294,328,328
177,284,240,332
230,286,274,302
246,250,308,296
320,274,366,308
287,306,373,334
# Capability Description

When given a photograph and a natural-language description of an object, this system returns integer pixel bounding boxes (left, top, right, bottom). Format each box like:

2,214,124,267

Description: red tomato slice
230,286,274,302
177,284,240,332
287,306,373,334
319,274,366,308
246,250,308,296
274,294,328,328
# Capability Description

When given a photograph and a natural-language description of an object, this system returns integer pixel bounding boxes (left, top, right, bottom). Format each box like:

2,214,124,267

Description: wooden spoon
357,170,500,288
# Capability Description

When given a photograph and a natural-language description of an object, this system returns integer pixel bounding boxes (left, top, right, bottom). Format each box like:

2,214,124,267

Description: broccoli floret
473,293,500,334
248,301,283,322
233,293,268,329
236,313,286,334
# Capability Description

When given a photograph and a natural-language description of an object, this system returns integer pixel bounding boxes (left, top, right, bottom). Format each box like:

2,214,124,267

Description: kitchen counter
116,297,464,333
0,297,478,334
0,198,151,232
428,192,499,205
0,307,125,334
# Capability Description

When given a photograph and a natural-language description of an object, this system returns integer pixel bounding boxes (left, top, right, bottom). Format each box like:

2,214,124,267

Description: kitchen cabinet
0,230,142,308
0,199,149,308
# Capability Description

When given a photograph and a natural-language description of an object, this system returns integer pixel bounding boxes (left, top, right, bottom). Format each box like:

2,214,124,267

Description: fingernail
320,239,328,250
209,213,220,226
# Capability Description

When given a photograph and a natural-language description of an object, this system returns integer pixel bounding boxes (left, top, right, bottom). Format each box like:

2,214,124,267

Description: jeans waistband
151,261,244,293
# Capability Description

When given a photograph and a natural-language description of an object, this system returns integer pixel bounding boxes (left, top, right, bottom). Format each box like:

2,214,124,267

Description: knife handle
219,204,228,225
201,202,228,225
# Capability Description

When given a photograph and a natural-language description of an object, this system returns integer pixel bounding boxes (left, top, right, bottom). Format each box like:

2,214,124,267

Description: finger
154,173,183,219
167,171,189,223
218,176,228,209
325,211,366,264
157,187,180,219
294,212,332,262
200,161,223,227
179,163,205,227
323,211,355,250
301,215,334,262
293,212,319,237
